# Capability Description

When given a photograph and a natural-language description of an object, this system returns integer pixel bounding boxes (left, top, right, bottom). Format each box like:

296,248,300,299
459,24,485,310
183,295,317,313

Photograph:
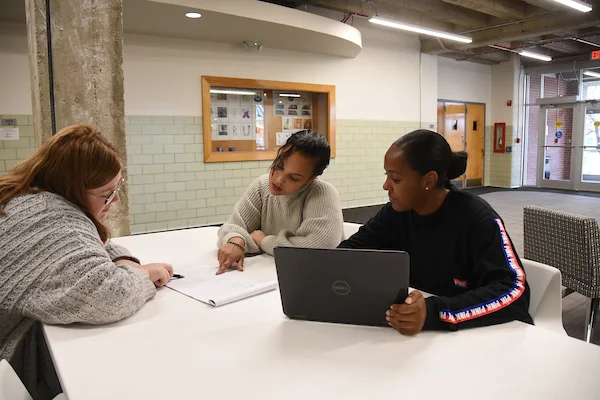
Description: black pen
171,274,184,280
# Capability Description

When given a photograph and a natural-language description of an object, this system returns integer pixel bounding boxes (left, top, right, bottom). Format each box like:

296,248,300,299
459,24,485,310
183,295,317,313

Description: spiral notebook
166,267,277,307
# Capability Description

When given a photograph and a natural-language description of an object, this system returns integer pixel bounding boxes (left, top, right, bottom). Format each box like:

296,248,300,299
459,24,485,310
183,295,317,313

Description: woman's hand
217,237,245,275
386,290,427,335
136,263,174,287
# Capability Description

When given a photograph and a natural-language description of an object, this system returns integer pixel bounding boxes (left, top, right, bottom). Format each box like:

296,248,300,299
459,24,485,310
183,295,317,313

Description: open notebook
166,267,277,307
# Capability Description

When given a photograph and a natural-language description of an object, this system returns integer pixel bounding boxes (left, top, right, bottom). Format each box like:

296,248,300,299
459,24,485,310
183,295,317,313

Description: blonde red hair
0,124,121,242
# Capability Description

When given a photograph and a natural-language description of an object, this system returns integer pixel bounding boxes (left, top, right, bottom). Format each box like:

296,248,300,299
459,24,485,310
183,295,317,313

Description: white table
44,227,600,400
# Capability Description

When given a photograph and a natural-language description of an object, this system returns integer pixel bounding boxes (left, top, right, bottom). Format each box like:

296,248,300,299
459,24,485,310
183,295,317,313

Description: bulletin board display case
202,76,336,162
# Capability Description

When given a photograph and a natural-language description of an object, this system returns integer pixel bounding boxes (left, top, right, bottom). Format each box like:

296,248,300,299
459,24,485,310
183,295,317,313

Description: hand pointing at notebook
386,290,426,335
217,237,245,275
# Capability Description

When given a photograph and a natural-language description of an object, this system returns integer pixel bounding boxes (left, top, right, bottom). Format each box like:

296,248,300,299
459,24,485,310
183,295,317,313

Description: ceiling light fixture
185,12,202,18
369,17,472,44
210,89,256,96
488,45,552,62
574,38,600,48
584,70,600,78
243,41,263,52
519,50,552,62
552,0,592,12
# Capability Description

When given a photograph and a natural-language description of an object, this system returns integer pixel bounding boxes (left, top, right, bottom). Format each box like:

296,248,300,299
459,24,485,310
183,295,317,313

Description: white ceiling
0,0,363,58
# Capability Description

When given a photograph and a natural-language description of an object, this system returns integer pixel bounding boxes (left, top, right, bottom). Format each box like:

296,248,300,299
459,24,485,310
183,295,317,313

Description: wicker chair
523,205,600,342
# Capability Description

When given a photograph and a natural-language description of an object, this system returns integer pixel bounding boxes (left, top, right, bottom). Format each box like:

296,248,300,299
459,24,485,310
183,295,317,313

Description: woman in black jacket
339,130,533,335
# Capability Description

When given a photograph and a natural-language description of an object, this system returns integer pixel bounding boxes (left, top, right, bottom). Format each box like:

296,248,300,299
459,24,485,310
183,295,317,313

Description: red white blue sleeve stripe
438,218,526,324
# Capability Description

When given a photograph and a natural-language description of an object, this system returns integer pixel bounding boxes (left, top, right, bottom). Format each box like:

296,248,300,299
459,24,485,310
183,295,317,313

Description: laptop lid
274,247,409,327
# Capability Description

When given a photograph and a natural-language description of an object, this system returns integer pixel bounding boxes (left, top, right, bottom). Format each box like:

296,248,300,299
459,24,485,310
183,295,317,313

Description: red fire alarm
554,138,559,144
515,138,521,143
506,100,512,106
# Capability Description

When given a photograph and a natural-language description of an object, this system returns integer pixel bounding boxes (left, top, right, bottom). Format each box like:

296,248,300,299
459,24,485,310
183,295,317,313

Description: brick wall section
0,114,427,235
567,81,580,97
0,115,36,174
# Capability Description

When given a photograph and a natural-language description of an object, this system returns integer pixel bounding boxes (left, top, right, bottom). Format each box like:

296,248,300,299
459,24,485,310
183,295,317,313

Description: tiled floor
343,188,600,344
479,191,600,257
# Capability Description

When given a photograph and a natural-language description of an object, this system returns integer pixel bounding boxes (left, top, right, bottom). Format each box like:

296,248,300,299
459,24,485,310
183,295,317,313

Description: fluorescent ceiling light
584,71,600,78
210,89,256,95
279,93,300,97
489,45,552,62
369,17,472,44
574,38,600,48
553,0,592,12
519,50,552,62
185,12,202,18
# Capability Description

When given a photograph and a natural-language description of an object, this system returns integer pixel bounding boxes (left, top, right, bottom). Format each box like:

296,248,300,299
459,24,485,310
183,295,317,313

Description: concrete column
24,0,53,145
25,0,131,237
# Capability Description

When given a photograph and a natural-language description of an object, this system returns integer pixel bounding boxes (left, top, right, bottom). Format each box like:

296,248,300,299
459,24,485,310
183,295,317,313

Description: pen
171,274,184,280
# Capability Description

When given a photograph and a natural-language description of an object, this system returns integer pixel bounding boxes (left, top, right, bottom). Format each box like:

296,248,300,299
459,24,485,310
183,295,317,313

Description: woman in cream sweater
216,130,344,274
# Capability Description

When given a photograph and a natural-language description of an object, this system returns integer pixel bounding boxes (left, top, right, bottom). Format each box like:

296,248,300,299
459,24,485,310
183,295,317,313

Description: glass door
576,106,600,191
537,105,577,190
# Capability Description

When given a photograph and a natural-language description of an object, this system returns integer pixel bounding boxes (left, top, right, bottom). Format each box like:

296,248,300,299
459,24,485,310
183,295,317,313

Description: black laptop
273,247,410,327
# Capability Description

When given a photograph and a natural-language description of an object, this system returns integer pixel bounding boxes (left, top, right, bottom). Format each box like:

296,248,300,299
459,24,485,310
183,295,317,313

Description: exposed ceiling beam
478,50,512,62
422,8,600,53
374,0,491,30
441,0,527,20
440,53,500,65
438,45,512,62
305,0,466,32
538,36,589,54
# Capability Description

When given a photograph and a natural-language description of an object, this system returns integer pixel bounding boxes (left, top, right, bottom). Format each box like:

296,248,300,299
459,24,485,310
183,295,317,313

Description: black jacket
339,188,533,331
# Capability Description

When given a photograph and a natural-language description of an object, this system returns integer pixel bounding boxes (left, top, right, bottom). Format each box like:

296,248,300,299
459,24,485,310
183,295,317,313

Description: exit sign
592,50,600,60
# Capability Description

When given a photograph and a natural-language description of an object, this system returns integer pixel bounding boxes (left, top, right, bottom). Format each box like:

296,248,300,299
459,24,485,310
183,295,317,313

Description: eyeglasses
100,178,124,205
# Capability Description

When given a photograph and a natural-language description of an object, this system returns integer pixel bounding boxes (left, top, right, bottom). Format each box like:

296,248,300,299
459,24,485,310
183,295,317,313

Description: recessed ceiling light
185,12,202,19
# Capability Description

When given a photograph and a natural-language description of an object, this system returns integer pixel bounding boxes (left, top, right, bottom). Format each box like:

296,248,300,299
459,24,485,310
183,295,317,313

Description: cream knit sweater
217,174,344,255
0,191,156,399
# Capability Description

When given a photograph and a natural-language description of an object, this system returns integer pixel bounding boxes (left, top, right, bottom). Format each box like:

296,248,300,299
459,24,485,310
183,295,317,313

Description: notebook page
166,267,277,307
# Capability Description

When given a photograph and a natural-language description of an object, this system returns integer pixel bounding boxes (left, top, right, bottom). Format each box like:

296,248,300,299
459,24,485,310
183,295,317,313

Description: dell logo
332,280,350,296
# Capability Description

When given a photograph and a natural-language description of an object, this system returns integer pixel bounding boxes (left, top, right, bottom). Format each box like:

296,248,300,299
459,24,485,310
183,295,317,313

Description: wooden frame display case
201,76,336,162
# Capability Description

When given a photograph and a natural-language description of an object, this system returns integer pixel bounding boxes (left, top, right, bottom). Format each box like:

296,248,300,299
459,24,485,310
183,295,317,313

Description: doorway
537,102,600,192
437,100,486,188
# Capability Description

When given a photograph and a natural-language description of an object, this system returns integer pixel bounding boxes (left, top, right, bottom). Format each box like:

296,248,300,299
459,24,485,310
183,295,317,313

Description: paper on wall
0,127,19,140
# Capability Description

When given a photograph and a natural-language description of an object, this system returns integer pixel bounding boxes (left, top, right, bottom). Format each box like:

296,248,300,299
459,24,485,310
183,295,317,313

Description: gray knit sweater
0,191,156,398
217,174,344,255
